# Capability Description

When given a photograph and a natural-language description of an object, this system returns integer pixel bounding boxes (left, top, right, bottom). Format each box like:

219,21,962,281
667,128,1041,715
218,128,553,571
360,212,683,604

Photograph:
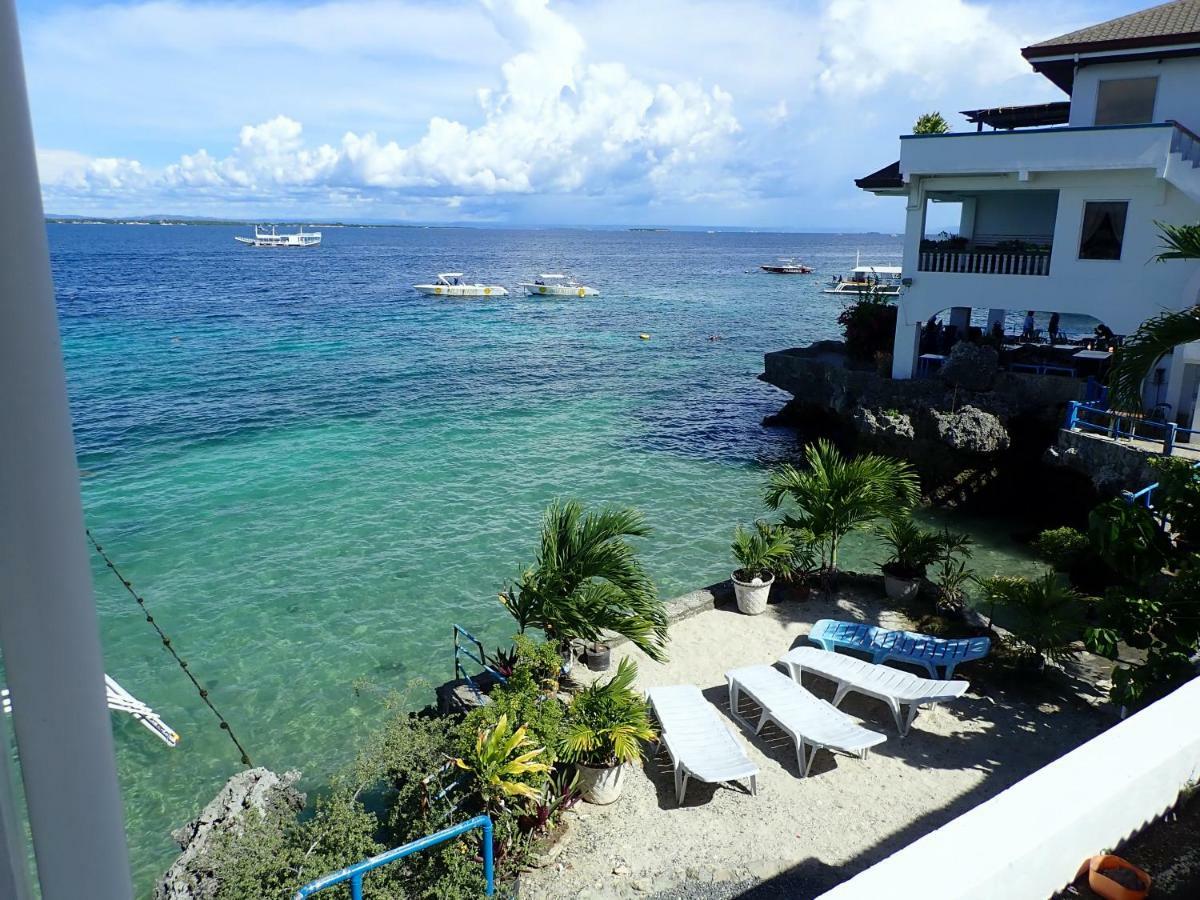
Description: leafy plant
837,286,898,361
731,520,795,581
560,658,655,768
1148,457,1200,549
913,111,950,134
765,439,919,580
879,518,943,579
1031,527,1090,572
1109,303,1200,411
932,529,974,616
517,769,581,835
1088,499,1170,587
461,666,565,762
500,499,669,661
453,714,551,812
980,572,1083,667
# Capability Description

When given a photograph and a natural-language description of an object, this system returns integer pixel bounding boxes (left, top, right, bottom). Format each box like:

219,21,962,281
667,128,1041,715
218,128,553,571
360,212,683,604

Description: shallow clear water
46,224,1032,891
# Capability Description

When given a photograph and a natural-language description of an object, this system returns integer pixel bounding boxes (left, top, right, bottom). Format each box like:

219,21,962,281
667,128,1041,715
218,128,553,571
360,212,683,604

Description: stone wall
1046,429,1159,494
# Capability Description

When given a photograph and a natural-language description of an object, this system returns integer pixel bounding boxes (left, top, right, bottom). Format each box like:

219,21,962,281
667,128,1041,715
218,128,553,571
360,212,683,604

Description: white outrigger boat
413,273,508,297
234,224,322,247
518,273,599,297
761,258,813,274
823,264,902,296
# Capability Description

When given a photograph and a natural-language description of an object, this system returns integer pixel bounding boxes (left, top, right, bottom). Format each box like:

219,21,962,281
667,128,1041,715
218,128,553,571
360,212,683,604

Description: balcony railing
919,236,1051,276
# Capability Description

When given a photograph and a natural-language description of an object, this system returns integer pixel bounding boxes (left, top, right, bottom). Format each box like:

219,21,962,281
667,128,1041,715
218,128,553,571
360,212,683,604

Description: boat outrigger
518,274,599,297
412,273,508,297
234,224,322,247
761,258,813,274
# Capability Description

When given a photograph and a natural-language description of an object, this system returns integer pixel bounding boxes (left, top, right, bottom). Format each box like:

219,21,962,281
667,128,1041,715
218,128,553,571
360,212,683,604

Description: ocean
46,224,1031,892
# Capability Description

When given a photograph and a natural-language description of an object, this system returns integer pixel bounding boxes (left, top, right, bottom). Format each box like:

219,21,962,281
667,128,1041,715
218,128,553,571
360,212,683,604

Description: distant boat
413,273,508,297
761,258,813,274
234,224,322,247
518,273,599,297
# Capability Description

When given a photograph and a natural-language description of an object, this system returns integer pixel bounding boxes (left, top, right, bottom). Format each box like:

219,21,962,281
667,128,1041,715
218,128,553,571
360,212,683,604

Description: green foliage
913,111,950,134
765,439,919,576
560,659,655,768
931,528,973,615
1154,220,1200,262
836,287,898,361
1148,457,1200,548
731,520,795,580
1109,304,1200,412
980,572,1083,666
461,668,564,765
453,714,551,811
878,518,943,579
1031,527,1090,572
500,499,669,661
1088,499,1170,587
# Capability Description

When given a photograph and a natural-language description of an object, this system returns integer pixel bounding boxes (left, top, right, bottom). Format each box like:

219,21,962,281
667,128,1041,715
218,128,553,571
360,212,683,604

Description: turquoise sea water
47,224,1033,892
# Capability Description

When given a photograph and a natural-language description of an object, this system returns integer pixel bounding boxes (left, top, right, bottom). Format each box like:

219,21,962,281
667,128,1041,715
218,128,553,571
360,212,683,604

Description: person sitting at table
1094,322,1116,348
1048,312,1061,345
1021,310,1036,342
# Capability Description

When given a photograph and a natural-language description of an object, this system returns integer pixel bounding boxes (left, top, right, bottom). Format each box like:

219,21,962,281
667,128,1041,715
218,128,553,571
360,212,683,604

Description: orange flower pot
1084,854,1151,900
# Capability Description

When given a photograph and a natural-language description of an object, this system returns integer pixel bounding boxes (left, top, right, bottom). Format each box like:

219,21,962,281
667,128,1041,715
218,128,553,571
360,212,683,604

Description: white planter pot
575,762,626,805
883,573,921,602
732,572,774,615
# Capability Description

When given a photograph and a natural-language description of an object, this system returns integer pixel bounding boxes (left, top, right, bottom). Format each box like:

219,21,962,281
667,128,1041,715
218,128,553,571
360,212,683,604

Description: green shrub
837,289,898,361
731,520,795,581
979,572,1083,667
560,659,655,768
460,671,565,767
1031,527,1090,571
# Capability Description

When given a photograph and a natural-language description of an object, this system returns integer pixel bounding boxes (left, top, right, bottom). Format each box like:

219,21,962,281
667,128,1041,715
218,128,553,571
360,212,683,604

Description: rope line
86,529,253,767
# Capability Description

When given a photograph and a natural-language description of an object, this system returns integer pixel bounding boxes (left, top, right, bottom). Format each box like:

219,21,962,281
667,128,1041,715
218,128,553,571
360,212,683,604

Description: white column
891,321,922,380
893,183,926,381
948,306,971,336
0,2,134,898
987,308,1006,332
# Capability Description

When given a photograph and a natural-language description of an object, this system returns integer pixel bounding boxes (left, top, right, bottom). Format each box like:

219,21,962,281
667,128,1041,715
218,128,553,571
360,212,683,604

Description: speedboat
517,273,599,297
761,258,812,274
412,273,508,297
234,224,321,247
822,264,902,296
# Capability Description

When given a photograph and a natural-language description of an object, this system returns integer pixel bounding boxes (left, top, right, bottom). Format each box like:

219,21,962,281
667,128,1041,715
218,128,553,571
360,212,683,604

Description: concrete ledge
817,676,1200,900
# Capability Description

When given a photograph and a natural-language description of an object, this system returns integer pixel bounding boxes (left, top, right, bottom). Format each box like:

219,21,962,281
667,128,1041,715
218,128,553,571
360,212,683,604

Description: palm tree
764,439,919,579
500,499,668,662
1109,222,1200,410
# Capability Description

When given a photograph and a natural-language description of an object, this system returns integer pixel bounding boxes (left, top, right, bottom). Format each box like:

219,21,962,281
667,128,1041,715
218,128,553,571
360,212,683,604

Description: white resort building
859,0,1200,423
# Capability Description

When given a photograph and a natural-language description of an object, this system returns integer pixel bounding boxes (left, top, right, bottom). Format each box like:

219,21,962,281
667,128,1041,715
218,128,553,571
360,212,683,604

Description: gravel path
522,585,1112,900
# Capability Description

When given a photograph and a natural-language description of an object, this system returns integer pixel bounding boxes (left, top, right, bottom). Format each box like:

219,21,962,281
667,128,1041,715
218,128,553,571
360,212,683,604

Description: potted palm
879,519,943,602
731,521,795,615
559,659,654,804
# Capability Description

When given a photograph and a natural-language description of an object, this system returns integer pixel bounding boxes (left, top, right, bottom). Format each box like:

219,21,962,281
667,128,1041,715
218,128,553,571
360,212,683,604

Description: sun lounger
646,684,759,804
809,618,991,679
724,665,886,777
781,646,969,736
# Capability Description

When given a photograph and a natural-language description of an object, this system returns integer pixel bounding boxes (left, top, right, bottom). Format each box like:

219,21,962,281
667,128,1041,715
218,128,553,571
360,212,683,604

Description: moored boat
413,273,508,297
761,258,813,274
822,264,902,296
234,224,322,247
518,273,599,297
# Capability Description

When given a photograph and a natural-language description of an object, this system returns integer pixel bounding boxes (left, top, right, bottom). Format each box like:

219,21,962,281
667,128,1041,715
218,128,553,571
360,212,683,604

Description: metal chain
86,529,253,767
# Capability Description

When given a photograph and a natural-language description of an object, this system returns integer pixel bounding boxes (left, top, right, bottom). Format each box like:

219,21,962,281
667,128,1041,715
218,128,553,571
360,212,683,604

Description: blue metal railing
1063,401,1200,456
294,815,495,899
454,624,506,703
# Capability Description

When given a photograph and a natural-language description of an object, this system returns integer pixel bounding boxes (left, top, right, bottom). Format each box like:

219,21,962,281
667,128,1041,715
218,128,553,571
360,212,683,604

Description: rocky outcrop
939,342,1000,392
932,406,1009,454
154,768,304,900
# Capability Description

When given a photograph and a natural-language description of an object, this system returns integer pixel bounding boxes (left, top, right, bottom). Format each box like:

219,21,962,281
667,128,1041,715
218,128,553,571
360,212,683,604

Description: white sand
522,587,1111,899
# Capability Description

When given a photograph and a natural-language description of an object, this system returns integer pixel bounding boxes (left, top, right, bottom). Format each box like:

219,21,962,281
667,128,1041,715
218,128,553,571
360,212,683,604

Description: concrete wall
817,677,1200,900
1069,57,1200,132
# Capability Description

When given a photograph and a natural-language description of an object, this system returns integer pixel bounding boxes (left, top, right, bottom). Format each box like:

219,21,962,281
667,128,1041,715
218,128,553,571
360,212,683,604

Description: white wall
817,677,1200,900
898,170,1200,334
1069,57,1200,132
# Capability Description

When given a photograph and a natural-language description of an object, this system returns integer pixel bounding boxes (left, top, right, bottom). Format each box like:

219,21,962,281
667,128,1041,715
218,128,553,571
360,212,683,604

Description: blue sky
17,0,1147,228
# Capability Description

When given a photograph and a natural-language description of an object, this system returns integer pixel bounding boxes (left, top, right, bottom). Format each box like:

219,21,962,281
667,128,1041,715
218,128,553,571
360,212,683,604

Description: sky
17,0,1151,229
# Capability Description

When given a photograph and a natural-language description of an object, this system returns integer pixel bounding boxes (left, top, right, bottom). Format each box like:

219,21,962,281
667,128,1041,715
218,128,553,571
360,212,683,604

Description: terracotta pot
1085,854,1150,900
883,572,921,602
732,572,774,615
575,762,626,804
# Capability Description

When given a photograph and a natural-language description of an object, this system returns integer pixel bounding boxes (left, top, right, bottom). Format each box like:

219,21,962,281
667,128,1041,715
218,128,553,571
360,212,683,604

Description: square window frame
1077,199,1131,262
1094,76,1159,126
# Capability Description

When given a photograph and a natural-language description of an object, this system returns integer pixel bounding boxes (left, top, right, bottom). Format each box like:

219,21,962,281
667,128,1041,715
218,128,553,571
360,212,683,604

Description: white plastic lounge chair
646,684,759,804
808,618,991,678
724,665,885,777
781,646,969,736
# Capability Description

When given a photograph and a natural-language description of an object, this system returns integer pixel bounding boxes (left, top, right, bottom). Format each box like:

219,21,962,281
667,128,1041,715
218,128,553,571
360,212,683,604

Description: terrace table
1073,350,1113,361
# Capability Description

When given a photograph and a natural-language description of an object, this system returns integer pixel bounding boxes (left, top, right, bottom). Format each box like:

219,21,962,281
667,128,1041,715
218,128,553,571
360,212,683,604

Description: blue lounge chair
807,619,990,679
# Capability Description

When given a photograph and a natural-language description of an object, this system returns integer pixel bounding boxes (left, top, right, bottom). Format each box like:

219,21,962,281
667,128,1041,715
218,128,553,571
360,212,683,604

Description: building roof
854,160,903,191
960,102,1070,130
1022,1,1200,92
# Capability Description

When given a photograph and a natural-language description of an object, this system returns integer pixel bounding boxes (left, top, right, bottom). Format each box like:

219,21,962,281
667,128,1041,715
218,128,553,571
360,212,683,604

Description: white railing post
0,2,134,898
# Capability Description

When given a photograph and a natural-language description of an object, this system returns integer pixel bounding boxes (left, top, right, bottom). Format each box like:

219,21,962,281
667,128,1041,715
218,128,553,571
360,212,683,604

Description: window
1079,201,1129,260
1094,77,1157,126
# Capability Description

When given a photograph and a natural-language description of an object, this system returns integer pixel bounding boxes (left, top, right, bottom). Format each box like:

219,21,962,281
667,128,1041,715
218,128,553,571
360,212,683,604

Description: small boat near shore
234,224,321,247
518,273,599,297
761,258,813,274
822,264,902,296
413,273,508,297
